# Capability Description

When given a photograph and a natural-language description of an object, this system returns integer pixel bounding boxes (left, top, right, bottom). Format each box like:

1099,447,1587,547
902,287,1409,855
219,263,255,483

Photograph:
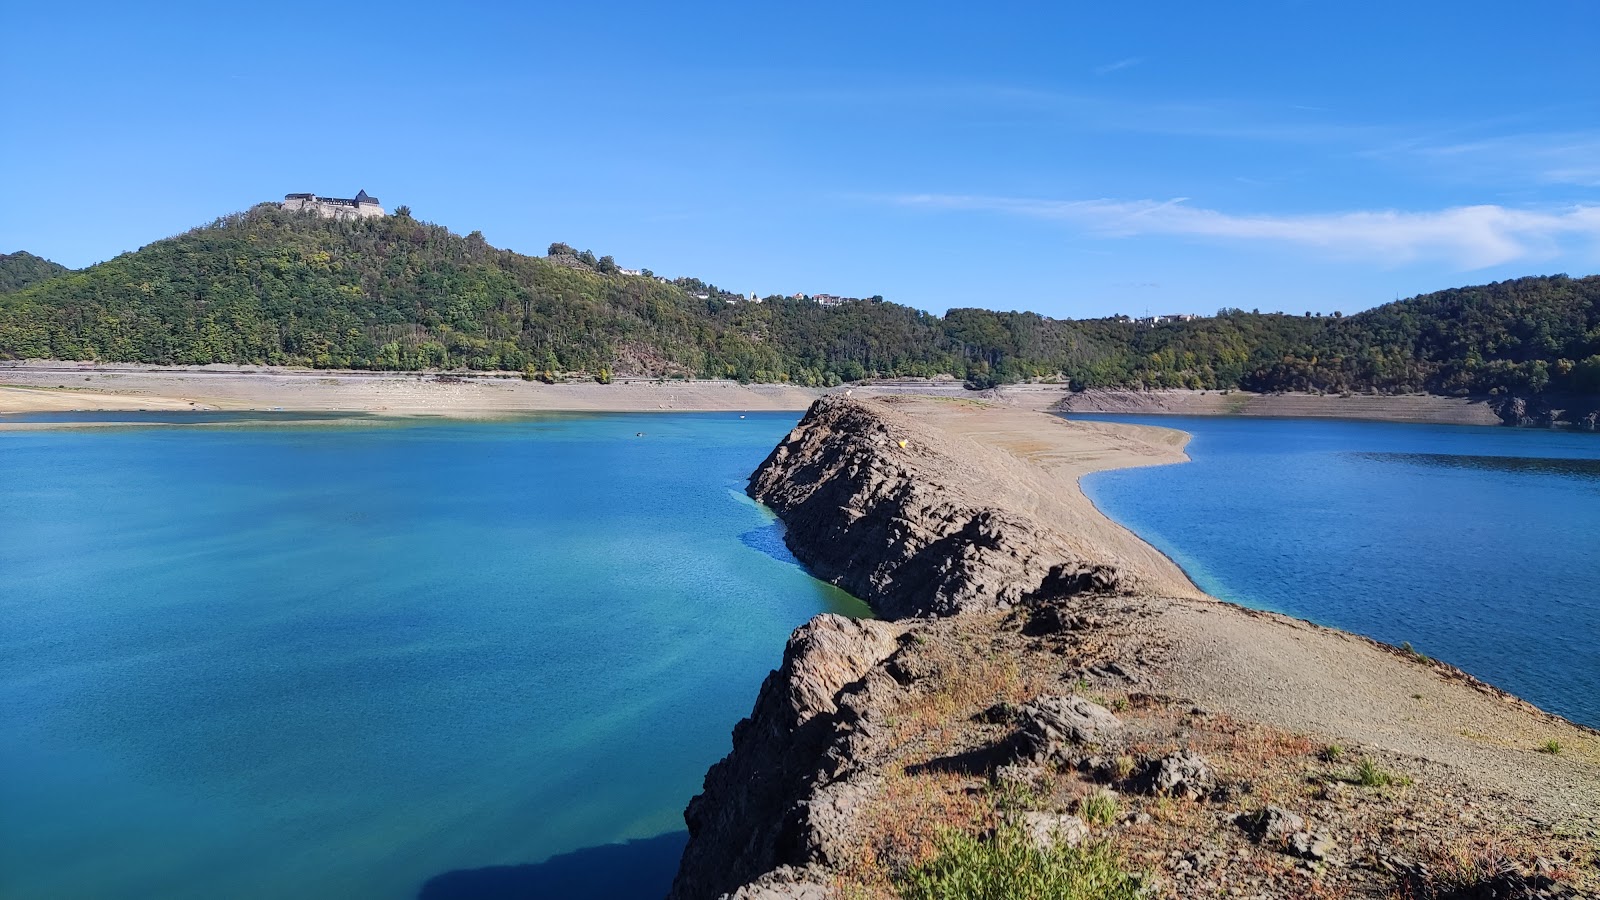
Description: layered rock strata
745,394,1123,618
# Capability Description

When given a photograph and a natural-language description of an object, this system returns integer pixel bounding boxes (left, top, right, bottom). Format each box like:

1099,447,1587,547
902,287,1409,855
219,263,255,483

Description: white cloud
892,194,1600,268
1367,130,1600,188
1093,57,1144,76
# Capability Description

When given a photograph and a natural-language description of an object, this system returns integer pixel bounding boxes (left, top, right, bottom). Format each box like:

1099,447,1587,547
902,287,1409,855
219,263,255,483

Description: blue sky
4,0,1598,317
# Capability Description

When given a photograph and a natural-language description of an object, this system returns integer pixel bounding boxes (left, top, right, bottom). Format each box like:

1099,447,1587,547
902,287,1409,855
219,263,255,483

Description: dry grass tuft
838,769,994,894
889,641,1026,747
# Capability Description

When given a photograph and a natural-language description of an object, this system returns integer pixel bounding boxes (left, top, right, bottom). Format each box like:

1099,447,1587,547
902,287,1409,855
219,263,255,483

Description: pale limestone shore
0,362,825,416
1061,385,1505,425
0,362,1518,428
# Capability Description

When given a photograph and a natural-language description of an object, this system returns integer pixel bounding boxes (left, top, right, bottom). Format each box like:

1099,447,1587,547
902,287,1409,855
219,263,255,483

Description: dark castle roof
355,189,379,205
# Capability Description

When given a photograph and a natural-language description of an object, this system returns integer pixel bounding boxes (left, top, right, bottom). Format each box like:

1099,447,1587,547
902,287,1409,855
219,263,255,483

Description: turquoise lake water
1075,415,1600,729
0,412,866,900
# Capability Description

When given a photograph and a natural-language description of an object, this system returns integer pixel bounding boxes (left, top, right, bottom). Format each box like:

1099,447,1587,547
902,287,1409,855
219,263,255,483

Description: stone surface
1238,805,1306,842
746,395,1126,618
1286,830,1334,861
993,764,1049,792
1023,604,1096,636
672,396,1600,899
1016,695,1122,760
1013,812,1090,851
721,866,832,900
1137,750,1215,798
669,614,900,900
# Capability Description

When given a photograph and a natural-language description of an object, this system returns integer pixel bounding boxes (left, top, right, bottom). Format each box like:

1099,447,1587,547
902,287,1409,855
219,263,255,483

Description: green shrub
899,826,1145,900
1536,740,1563,755
1350,758,1412,788
1079,791,1120,827
1399,641,1432,663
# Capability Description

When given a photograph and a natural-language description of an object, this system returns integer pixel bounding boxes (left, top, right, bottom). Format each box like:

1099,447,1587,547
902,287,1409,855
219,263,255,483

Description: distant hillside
1073,275,1600,401
0,205,1110,385
0,251,70,294
1,205,1595,421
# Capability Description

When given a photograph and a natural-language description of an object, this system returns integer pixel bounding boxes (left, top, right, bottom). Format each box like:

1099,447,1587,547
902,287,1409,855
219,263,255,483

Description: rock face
746,395,1122,618
669,396,1600,898
1015,695,1122,761
668,614,901,900
672,397,1133,898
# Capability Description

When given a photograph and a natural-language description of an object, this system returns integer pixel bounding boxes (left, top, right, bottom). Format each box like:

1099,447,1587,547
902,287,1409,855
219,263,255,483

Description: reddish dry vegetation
828,615,1596,899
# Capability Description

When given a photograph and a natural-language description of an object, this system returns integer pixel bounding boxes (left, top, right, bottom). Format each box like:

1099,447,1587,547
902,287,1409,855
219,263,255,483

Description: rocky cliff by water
744,395,1123,619
669,395,1600,900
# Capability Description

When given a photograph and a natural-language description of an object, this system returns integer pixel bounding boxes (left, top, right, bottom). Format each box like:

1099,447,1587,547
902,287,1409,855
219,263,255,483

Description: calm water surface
1075,415,1600,728
0,411,864,900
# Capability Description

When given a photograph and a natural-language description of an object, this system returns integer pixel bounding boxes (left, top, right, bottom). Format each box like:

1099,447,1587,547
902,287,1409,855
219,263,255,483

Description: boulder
1023,605,1087,636
1136,750,1214,799
1238,805,1305,842
1286,831,1334,861
1012,812,1090,851
1016,695,1121,760
722,867,832,900
993,764,1049,793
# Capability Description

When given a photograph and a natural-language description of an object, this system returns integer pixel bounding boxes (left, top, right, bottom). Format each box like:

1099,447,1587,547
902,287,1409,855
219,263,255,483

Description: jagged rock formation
746,394,1122,618
669,614,902,900
672,396,1600,899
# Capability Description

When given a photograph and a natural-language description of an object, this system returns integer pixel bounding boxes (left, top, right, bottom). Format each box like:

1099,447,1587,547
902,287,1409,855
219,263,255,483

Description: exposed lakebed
1075,414,1600,729
0,411,864,900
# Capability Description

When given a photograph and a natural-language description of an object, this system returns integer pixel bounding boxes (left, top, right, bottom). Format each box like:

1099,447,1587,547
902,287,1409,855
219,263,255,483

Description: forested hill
0,251,71,294
1,205,1597,413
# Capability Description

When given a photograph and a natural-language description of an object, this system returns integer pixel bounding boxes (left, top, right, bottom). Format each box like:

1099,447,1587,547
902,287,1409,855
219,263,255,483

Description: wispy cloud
1375,131,1600,188
892,194,1600,268
725,83,1381,145
1093,57,1144,76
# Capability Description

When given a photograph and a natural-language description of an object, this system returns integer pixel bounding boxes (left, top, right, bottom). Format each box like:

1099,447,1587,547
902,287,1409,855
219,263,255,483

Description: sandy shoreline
1061,385,1506,425
0,363,827,416
0,363,1528,428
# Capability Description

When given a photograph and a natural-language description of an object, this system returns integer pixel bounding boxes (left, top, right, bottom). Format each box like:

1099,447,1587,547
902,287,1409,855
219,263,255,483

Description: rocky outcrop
746,395,1122,618
672,396,1600,899
1015,695,1122,760
669,614,901,900
1134,749,1215,799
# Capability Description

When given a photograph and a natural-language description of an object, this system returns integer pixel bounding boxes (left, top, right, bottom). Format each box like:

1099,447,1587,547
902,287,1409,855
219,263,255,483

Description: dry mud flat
671,395,1599,899
1061,387,1505,426
0,363,822,415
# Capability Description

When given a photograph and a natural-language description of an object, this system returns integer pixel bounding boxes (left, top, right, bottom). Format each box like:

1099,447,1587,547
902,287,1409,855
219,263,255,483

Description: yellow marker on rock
898,439,907,448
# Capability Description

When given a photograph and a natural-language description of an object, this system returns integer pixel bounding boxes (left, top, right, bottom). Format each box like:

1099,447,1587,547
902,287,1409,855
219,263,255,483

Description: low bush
899,826,1145,900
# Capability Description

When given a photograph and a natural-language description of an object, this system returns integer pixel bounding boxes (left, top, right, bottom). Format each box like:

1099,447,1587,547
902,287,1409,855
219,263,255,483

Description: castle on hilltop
281,189,385,219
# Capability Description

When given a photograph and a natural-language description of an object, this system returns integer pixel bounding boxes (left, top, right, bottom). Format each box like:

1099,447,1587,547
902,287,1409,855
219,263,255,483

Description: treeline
2,206,1597,407
0,251,70,294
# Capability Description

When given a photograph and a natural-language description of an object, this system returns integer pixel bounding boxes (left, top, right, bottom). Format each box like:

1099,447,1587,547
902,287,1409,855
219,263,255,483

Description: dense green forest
3,206,1597,417
0,251,70,294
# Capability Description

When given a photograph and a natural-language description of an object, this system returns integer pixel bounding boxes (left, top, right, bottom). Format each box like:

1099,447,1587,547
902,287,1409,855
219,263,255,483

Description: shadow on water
739,521,802,566
1355,452,1600,481
738,520,875,618
417,831,688,900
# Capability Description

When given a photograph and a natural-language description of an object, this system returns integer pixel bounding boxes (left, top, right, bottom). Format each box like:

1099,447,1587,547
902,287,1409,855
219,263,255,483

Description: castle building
281,189,386,219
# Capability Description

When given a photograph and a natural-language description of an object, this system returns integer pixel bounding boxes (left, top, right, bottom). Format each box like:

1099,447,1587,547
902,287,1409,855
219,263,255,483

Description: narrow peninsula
670,393,1599,899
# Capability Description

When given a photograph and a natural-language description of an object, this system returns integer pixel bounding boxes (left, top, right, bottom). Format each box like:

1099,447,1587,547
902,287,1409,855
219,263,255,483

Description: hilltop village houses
280,190,386,219
789,293,881,308
1111,313,1203,327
